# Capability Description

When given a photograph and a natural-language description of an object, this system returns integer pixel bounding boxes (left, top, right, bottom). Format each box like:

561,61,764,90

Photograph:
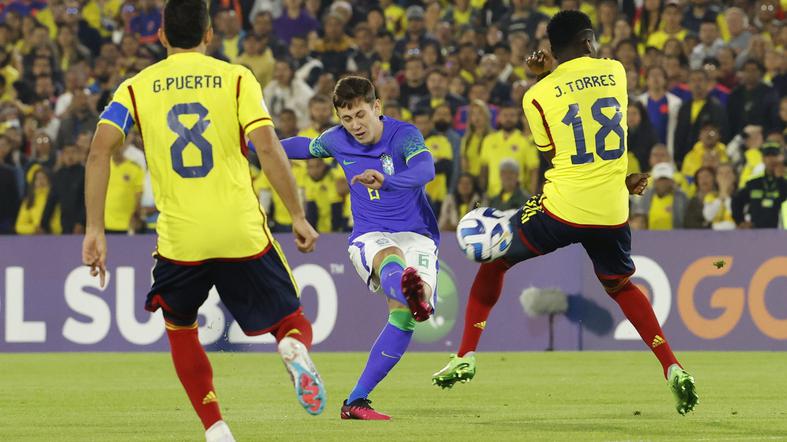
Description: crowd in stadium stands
1,0,786,236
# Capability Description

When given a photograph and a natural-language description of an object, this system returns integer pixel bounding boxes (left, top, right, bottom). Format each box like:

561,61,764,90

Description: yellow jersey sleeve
98,79,136,140
237,67,274,134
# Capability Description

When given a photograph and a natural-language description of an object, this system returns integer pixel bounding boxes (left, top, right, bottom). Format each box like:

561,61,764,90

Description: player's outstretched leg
401,266,433,321
273,307,326,415
604,278,699,414
433,259,508,389
165,322,235,441
341,309,415,420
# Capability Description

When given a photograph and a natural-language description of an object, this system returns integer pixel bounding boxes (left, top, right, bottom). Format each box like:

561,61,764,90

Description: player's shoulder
385,117,419,139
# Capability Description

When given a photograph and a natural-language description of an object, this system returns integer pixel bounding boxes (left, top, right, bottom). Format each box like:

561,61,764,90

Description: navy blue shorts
145,246,300,335
504,195,635,280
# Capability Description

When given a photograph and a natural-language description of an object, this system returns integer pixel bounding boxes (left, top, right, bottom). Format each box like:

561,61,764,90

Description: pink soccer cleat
340,398,391,420
401,267,433,322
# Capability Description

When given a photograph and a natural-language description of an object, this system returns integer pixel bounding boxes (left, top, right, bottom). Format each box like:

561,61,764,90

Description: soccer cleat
401,267,433,322
432,353,476,389
205,420,235,442
278,337,326,416
340,398,391,420
668,364,699,415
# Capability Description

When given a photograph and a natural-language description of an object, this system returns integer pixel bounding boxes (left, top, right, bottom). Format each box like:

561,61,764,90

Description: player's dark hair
163,0,210,49
333,75,376,109
547,10,593,55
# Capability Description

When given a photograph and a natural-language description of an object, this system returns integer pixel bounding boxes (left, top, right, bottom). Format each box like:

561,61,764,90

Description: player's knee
388,308,416,332
373,246,405,270
600,276,630,295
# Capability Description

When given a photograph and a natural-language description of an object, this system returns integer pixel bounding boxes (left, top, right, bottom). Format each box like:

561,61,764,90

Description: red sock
458,260,509,357
610,281,680,378
166,324,222,430
273,307,313,350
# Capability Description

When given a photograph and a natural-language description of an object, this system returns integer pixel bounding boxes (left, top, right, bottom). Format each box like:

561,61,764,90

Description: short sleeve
395,124,428,163
523,92,555,152
237,67,274,134
98,80,135,139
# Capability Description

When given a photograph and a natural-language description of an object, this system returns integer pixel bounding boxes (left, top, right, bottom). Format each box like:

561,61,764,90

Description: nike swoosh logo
342,160,357,165
381,351,400,359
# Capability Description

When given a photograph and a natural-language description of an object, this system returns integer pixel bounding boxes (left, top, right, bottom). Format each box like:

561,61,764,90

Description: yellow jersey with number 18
522,57,629,226
99,52,275,262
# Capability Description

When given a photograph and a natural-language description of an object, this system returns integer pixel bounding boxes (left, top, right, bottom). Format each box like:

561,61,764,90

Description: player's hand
626,173,650,195
292,217,319,253
526,50,553,77
82,229,107,287
351,169,385,190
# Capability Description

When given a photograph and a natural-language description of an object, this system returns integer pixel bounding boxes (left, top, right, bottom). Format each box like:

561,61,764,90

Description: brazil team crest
381,154,395,175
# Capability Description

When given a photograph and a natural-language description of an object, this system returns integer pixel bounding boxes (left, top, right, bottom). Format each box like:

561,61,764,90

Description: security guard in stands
732,141,787,228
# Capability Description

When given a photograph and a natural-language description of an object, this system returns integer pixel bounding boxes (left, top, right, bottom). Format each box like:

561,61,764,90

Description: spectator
499,0,549,40
347,23,376,76
433,103,462,191
250,11,288,59
633,162,689,229
399,57,429,111
298,94,334,139
439,172,482,231
27,129,56,171
724,7,752,54
56,88,97,150
461,99,493,181
394,6,438,54
56,24,91,72
628,101,660,171
682,0,720,34
237,33,275,88
728,59,780,138
638,66,682,158
685,166,716,228
104,143,143,234
488,159,529,211
216,8,246,63
648,143,692,196
646,1,688,50
263,60,312,129
40,144,84,234
732,143,787,228
275,108,299,139
128,0,161,47
15,165,59,234
479,103,539,198
703,162,737,230
634,0,665,41
477,54,512,106
288,35,323,88
416,68,466,115
674,69,728,166
0,136,21,234
734,125,766,186
312,12,355,78
302,158,343,233
273,0,319,45
456,42,480,84
373,30,404,78
414,107,453,216
690,20,724,69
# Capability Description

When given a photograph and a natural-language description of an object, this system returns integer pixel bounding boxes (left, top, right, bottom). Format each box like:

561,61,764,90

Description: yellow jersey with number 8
522,57,629,226
99,52,275,262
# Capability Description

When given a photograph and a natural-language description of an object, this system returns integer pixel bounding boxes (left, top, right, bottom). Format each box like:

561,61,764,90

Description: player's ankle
205,420,234,442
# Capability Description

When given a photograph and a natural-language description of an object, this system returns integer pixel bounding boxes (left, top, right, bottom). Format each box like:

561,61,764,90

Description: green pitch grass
1,352,785,441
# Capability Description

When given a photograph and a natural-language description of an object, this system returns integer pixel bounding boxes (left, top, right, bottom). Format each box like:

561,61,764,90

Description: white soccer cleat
277,336,326,415
205,420,235,442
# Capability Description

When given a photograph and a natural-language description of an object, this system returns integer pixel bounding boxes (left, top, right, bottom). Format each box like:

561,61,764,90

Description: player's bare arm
82,123,123,287
248,125,319,253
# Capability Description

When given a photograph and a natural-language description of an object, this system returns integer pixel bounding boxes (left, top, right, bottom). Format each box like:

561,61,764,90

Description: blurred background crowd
0,0,786,236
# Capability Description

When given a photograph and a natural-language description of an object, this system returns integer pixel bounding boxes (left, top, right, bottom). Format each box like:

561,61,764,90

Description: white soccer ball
456,207,514,263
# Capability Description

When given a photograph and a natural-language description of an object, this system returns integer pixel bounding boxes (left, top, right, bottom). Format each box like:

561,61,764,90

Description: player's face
337,99,383,145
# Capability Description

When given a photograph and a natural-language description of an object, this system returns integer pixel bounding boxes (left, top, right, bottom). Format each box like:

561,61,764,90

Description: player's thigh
210,248,301,336
348,232,397,292
395,232,438,294
580,223,636,282
503,195,579,266
145,259,212,326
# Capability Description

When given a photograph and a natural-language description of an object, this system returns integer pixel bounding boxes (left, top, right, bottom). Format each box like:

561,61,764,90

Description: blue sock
347,309,415,403
379,255,407,305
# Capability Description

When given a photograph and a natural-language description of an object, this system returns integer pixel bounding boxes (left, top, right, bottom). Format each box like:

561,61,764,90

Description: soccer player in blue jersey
280,76,439,420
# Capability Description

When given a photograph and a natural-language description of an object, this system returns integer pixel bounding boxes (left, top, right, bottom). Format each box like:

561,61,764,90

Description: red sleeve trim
128,85,143,145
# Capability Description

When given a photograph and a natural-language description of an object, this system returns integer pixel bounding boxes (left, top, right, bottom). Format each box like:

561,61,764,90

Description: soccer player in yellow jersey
81,1,325,440
433,11,698,416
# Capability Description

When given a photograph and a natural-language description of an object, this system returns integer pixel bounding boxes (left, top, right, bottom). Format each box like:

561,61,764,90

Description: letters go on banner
0,231,785,352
